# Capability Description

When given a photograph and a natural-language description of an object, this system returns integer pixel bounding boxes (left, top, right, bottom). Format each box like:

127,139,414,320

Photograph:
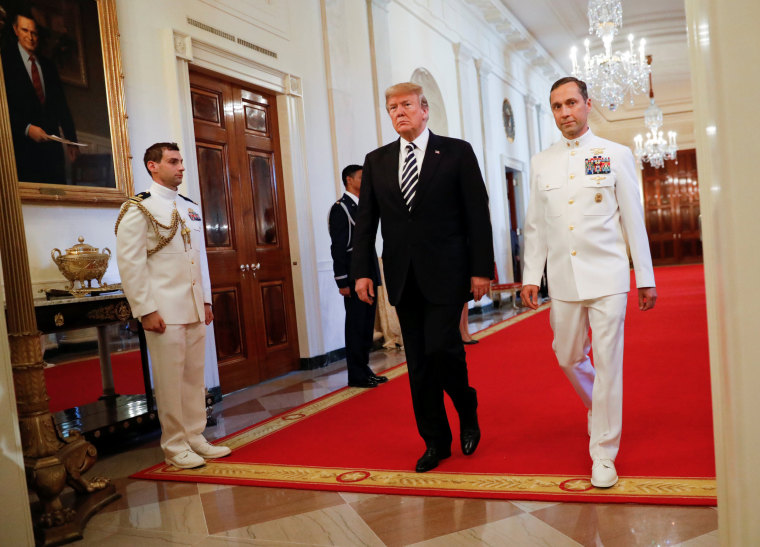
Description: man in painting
1,10,78,183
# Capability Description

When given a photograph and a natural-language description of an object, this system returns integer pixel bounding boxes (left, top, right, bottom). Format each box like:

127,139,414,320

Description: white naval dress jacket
522,130,655,301
116,182,211,324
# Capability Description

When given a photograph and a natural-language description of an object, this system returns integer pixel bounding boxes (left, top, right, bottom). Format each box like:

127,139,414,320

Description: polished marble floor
80,303,719,546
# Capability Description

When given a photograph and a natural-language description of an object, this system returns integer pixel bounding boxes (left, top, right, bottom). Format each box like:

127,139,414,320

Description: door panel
190,69,299,393
642,149,702,265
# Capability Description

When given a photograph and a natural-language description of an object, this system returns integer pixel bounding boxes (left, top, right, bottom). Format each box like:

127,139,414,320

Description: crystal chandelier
634,56,677,169
570,0,650,111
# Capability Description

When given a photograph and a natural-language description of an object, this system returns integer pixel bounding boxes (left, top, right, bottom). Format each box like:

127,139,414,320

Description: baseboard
300,347,347,370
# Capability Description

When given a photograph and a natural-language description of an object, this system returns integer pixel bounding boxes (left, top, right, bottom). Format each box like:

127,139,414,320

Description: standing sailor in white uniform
115,142,230,469
521,78,657,488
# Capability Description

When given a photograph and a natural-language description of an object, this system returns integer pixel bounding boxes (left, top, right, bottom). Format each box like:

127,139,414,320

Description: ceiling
496,0,692,124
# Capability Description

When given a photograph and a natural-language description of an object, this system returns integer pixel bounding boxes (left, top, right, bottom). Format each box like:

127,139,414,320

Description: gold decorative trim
152,461,715,501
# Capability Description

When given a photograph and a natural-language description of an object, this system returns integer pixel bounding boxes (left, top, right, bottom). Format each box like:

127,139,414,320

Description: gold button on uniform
571,151,576,156
571,250,577,256
569,199,574,204
569,174,575,180
569,225,574,231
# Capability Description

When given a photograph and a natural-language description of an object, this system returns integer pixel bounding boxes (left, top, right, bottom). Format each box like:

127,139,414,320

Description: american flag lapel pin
434,150,440,154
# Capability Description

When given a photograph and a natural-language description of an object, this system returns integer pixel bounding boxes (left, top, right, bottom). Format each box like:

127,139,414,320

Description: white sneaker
591,458,618,488
587,410,592,437
165,450,205,469
191,442,231,459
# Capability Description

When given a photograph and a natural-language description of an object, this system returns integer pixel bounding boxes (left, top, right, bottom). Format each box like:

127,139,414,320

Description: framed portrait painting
0,0,132,205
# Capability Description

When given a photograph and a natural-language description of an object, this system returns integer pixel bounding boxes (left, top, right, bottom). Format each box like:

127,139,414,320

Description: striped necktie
29,54,45,104
400,143,419,211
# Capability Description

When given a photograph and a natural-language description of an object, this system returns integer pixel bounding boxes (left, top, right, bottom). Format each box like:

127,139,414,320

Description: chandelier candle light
570,0,650,111
634,55,678,169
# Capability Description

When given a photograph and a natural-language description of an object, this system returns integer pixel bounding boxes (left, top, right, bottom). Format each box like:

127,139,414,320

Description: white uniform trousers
549,293,628,461
144,322,208,458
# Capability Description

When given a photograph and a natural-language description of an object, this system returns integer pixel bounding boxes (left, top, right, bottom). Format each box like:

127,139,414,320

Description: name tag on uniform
585,156,611,175
188,208,201,221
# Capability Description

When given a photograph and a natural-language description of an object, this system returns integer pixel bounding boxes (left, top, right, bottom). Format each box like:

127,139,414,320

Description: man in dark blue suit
352,82,494,472
329,164,388,389
1,11,78,184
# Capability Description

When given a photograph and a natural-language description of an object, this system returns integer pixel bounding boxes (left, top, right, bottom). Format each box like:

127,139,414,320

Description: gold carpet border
221,305,549,450
152,461,715,500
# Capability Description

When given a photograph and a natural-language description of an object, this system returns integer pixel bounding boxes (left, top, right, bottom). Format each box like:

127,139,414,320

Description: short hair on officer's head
143,142,180,175
550,77,589,102
341,164,362,187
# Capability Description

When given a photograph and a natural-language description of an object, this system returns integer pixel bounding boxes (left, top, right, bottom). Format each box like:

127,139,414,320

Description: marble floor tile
217,504,385,546
675,529,720,546
510,500,561,513
98,477,200,513
87,443,165,478
79,526,208,546
531,502,718,547
216,398,267,418
198,536,303,546
350,494,523,546
87,494,209,536
201,485,345,534
410,512,582,547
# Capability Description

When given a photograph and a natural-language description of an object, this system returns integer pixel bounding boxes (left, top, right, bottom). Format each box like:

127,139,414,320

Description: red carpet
45,350,144,412
134,264,715,505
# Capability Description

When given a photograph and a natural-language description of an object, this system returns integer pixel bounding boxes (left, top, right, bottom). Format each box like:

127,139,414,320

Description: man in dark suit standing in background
1,11,78,184
328,164,388,389
352,82,494,472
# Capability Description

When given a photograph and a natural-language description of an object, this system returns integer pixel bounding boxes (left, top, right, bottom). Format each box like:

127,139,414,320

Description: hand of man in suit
520,284,540,310
338,287,351,297
28,125,49,143
471,276,490,302
355,277,374,305
142,311,166,333
638,287,657,311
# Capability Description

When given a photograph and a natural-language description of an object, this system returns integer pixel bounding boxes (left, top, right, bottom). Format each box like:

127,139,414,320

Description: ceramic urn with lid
51,236,112,291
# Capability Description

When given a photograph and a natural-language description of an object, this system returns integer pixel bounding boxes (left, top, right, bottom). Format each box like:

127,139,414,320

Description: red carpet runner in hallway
134,264,715,505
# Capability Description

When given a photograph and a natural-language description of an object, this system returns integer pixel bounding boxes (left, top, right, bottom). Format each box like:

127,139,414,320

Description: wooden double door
190,69,299,393
642,149,703,265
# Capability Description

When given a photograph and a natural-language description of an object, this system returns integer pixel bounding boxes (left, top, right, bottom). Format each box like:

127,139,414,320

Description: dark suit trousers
394,267,478,450
344,288,376,383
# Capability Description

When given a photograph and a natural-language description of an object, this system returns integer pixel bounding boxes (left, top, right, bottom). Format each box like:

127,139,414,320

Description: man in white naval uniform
115,142,230,469
521,78,657,488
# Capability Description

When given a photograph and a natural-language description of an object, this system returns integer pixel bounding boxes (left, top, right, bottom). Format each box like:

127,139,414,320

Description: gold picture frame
0,0,132,205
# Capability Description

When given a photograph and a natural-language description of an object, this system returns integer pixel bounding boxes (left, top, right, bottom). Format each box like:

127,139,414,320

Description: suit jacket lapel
412,131,442,209
381,139,407,209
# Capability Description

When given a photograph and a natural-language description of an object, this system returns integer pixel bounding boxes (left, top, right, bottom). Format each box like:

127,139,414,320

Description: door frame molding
164,29,323,361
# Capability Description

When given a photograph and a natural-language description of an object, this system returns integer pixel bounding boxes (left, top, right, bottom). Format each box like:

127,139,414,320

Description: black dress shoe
415,447,451,473
370,374,389,383
348,378,379,388
461,426,481,456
